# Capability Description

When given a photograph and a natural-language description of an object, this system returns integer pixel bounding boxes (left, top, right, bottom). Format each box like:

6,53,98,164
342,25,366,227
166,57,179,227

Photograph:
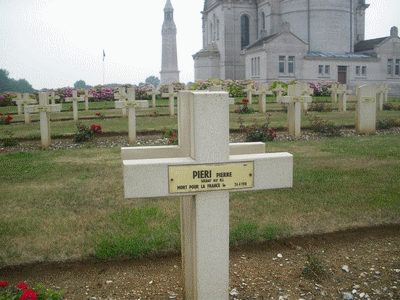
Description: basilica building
193,0,400,94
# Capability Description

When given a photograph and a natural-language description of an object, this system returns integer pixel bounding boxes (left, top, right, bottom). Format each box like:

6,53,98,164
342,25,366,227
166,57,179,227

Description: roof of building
192,42,220,58
354,37,388,52
245,34,279,50
306,51,374,58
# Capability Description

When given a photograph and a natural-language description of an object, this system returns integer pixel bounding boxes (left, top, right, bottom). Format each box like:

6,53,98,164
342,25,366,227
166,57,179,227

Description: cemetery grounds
0,96,399,299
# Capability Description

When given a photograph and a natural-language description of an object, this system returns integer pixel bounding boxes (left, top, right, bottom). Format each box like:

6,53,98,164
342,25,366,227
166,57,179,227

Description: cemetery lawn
1,134,399,267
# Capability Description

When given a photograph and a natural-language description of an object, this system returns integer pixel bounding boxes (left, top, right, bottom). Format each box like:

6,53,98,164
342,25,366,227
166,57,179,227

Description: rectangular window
325,65,330,75
288,56,295,74
361,66,366,76
387,59,393,76
395,59,400,76
356,66,360,75
318,65,323,74
256,57,260,76
279,56,285,73
251,58,254,76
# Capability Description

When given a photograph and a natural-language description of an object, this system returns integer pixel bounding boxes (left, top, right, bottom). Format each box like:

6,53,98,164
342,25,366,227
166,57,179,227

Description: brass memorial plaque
361,98,374,103
168,162,254,194
34,106,51,112
123,102,140,108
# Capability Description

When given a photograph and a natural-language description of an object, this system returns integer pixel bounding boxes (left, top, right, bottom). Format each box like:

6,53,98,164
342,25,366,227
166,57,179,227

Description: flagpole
102,49,105,86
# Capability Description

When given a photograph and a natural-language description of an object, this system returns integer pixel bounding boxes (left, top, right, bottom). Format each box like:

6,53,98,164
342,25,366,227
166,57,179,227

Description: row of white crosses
26,92,62,147
162,85,178,117
12,93,37,123
121,91,293,299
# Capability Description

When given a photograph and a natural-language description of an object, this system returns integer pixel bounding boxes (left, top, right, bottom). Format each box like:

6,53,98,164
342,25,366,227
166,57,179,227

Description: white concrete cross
243,84,257,104
115,87,139,145
47,91,60,105
257,84,273,113
149,86,160,108
337,84,352,112
21,93,37,124
121,91,293,300
356,85,377,135
328,83,339,103
26,92,62,147
278,84,312,138
65,90,84,121
161,85,177,117
376,84,391,111
298,83,313,112
272,84,286,103
83,90,93,111
115,87,128,117
12,93,24,115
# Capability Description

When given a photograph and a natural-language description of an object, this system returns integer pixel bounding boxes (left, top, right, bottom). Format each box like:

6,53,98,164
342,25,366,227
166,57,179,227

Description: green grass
1,134,399,265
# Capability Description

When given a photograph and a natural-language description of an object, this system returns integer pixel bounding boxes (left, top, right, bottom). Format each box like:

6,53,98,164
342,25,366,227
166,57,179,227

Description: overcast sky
0,0,399,90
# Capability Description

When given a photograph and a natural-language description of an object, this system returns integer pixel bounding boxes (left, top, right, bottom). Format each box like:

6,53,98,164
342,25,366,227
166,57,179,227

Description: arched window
261,11,265,29
241,15,250,49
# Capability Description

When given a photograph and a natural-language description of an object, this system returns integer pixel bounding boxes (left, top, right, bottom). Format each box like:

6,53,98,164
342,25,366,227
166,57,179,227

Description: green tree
74,80,86,89
145,76,160,87
0,69,12,93
0,69,35,93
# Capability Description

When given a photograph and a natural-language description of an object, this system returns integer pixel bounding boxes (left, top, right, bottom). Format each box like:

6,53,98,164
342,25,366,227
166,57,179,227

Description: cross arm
121,142,266,161
123,152,292,198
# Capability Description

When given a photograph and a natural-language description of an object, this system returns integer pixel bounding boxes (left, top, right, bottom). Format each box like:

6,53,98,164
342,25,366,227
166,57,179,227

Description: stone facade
193,0,400,95
160,0,180,86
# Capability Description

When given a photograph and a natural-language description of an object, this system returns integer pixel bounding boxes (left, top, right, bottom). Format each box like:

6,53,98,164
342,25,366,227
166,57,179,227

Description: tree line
0,69,35,93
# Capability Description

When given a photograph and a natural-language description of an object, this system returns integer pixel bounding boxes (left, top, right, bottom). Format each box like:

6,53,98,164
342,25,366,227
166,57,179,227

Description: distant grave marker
272,84,286,103
243,84,256,104
83,90,93,111
257,84,273,113
149,87,160,108
328,83,339,103
279,84,312,138
115,87,128,117
115,87,139,145
65,90,84,121
356,85,377,135
47,91,60,105
12,93,24,115
337,84,352,112
21,93,37,124
162,85,177,117
26,92,62,147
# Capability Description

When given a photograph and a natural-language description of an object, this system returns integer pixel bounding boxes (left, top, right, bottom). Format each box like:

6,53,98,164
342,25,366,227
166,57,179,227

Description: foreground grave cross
278,84,312,138
47,91,60,105
122,91,293,299
26,92,62,147
12,93,24,115
115,88,139,145
83,90,93,111
65,90,84,121
257,84,273,113
162,85,177,117
115,87,128,117
21,93,37,124
356,85,377,135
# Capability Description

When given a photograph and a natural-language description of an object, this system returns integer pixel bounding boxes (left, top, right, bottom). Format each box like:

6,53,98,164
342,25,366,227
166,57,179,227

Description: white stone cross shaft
12,93,24,115
122,91,293,299
279,85,312,138
47,91,60,105
162,85,177,117
115,87,128,117
257,84,273,113
356,85,377,135
272,84,286,103
65,90,84,121
26,92,62,147
83,90,93,111
243,84,256,104
21,93,37,124
149,86,160,108
115,88,139,145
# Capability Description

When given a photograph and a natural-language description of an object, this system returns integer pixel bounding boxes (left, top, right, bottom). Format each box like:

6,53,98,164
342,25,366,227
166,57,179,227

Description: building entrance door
338,66,347,84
